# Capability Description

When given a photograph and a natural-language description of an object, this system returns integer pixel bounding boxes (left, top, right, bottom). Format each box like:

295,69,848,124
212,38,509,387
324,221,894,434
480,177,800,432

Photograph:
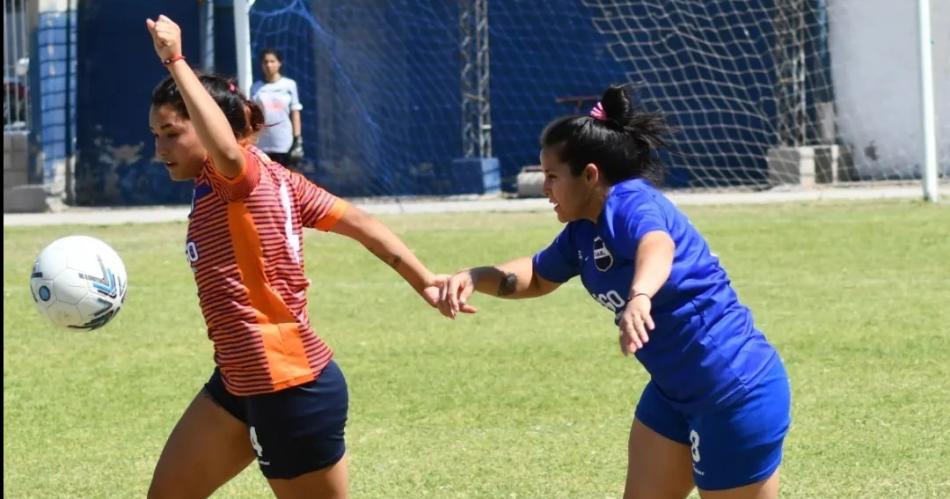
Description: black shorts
204,360,349,479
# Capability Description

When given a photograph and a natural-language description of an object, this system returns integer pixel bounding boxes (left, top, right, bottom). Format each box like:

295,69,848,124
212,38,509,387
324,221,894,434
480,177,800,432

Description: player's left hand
146,15,182,63
617,294,653,355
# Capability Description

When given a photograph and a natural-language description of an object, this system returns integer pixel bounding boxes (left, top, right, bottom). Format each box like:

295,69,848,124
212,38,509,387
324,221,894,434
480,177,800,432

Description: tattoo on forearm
497,272,518,296
367,246,402,270
387,255,402,270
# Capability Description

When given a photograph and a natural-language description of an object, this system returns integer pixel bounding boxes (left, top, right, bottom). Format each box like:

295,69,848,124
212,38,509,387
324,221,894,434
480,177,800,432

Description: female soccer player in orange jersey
145,15,444,498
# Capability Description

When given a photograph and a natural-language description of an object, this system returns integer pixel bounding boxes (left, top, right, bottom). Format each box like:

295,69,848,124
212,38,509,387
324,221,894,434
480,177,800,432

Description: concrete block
836,146,858,182
767,146,815,187
3,132,29,152
4,155,29,174
3,184,49,213
814,145,840,184
4,168,29,189
517,165,544,197
768,145,843,185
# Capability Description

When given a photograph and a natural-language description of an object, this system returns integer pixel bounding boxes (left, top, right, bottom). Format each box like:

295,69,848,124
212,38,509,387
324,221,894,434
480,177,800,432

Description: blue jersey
533,178,777,413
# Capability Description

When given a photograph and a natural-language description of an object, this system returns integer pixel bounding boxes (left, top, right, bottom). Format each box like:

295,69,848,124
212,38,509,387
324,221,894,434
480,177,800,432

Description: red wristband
162,54,186,66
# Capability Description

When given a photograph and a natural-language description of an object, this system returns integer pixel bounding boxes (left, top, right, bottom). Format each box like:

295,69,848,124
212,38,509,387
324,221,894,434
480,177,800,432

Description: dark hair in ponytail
150,73,265,140
540,84,672,185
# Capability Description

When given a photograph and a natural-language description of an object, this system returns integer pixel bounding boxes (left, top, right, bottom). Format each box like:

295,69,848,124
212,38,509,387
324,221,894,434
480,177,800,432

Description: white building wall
829,0,949,178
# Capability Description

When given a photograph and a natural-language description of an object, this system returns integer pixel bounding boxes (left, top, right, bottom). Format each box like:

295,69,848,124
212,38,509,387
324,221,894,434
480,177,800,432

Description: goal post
918,0,939,202
233,0,255,96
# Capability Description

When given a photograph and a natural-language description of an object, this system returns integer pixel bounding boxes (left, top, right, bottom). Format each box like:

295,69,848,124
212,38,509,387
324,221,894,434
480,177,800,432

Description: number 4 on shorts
250,426,264,458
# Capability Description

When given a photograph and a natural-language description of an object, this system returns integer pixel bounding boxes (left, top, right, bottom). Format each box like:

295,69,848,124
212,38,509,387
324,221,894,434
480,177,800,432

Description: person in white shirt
251,48,303,167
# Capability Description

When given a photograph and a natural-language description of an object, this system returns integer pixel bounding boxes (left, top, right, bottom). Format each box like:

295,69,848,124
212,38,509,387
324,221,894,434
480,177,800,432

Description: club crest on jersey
185,240,199,272
592,236,613,272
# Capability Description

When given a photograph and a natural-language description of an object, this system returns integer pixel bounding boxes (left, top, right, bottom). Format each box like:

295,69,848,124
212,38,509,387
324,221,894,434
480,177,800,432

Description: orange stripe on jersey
314,198,349,231
227,202,314,389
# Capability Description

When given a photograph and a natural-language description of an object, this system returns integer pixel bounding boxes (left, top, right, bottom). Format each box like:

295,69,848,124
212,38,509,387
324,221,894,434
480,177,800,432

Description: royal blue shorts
204,360,349,479
634,359,791,490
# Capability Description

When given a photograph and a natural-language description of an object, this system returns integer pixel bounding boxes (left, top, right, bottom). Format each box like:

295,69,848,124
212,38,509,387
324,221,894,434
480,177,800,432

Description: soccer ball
29,235,128,330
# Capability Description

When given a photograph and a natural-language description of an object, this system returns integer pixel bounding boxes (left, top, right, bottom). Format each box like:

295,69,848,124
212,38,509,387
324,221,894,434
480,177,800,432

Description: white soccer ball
29,235,128,330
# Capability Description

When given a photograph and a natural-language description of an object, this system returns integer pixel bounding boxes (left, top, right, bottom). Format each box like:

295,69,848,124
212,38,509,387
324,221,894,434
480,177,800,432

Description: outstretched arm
439,256,561,319
146,15,244,178
329,205,443,307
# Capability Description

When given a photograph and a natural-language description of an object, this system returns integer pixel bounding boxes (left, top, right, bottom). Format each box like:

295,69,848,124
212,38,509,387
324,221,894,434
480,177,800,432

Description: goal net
248,0,948,197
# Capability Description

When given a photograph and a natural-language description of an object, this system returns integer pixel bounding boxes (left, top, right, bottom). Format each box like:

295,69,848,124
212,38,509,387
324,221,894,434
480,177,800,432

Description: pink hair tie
228,82,237,93
589,101,607,121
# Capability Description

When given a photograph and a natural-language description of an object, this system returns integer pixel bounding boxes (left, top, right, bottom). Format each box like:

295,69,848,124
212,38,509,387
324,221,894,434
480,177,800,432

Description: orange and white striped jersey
185,146,348,396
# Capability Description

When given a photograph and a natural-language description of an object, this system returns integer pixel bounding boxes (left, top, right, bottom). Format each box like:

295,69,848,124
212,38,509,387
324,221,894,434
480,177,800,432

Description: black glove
289,136,304,160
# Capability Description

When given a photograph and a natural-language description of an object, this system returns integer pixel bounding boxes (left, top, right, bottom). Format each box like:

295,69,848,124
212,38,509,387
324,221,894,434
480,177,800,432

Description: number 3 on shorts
250,426,264,458
689,429,701,462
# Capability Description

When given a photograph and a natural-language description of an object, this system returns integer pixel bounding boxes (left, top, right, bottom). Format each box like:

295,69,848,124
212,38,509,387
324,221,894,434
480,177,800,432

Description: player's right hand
617,294,653,355
438,270,478,319
420,274,450,309
146,15,182,63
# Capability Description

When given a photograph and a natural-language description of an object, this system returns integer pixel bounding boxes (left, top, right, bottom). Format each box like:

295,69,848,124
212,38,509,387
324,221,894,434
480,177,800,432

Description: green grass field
4,200,949,498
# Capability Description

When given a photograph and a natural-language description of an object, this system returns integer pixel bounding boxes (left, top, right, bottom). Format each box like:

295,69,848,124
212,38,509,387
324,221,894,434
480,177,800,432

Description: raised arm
439,256,562,319
146,15,244,178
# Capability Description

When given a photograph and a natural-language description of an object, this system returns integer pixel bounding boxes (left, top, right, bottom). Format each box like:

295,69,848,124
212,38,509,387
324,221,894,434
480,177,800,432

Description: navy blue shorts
204,360,349,479
634,359,791,490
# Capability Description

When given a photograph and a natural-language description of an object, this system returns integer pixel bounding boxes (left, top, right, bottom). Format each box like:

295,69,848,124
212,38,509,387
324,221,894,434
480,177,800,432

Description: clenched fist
145,15,182,63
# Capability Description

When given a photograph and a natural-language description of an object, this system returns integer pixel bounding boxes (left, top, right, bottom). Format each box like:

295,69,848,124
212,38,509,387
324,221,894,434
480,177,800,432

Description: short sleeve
204,148,262,202
289,171,347,231
532,225,580,283
289,80,303,111
606,191,668,259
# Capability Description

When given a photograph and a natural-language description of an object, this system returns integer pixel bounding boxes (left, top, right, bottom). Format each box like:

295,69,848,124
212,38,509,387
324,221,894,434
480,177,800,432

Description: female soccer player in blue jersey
440,85,791,498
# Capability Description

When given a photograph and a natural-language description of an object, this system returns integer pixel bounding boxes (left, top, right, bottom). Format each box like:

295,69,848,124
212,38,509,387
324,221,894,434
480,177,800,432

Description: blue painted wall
33,7,76,185
74,1,200,205
69,1,830,204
